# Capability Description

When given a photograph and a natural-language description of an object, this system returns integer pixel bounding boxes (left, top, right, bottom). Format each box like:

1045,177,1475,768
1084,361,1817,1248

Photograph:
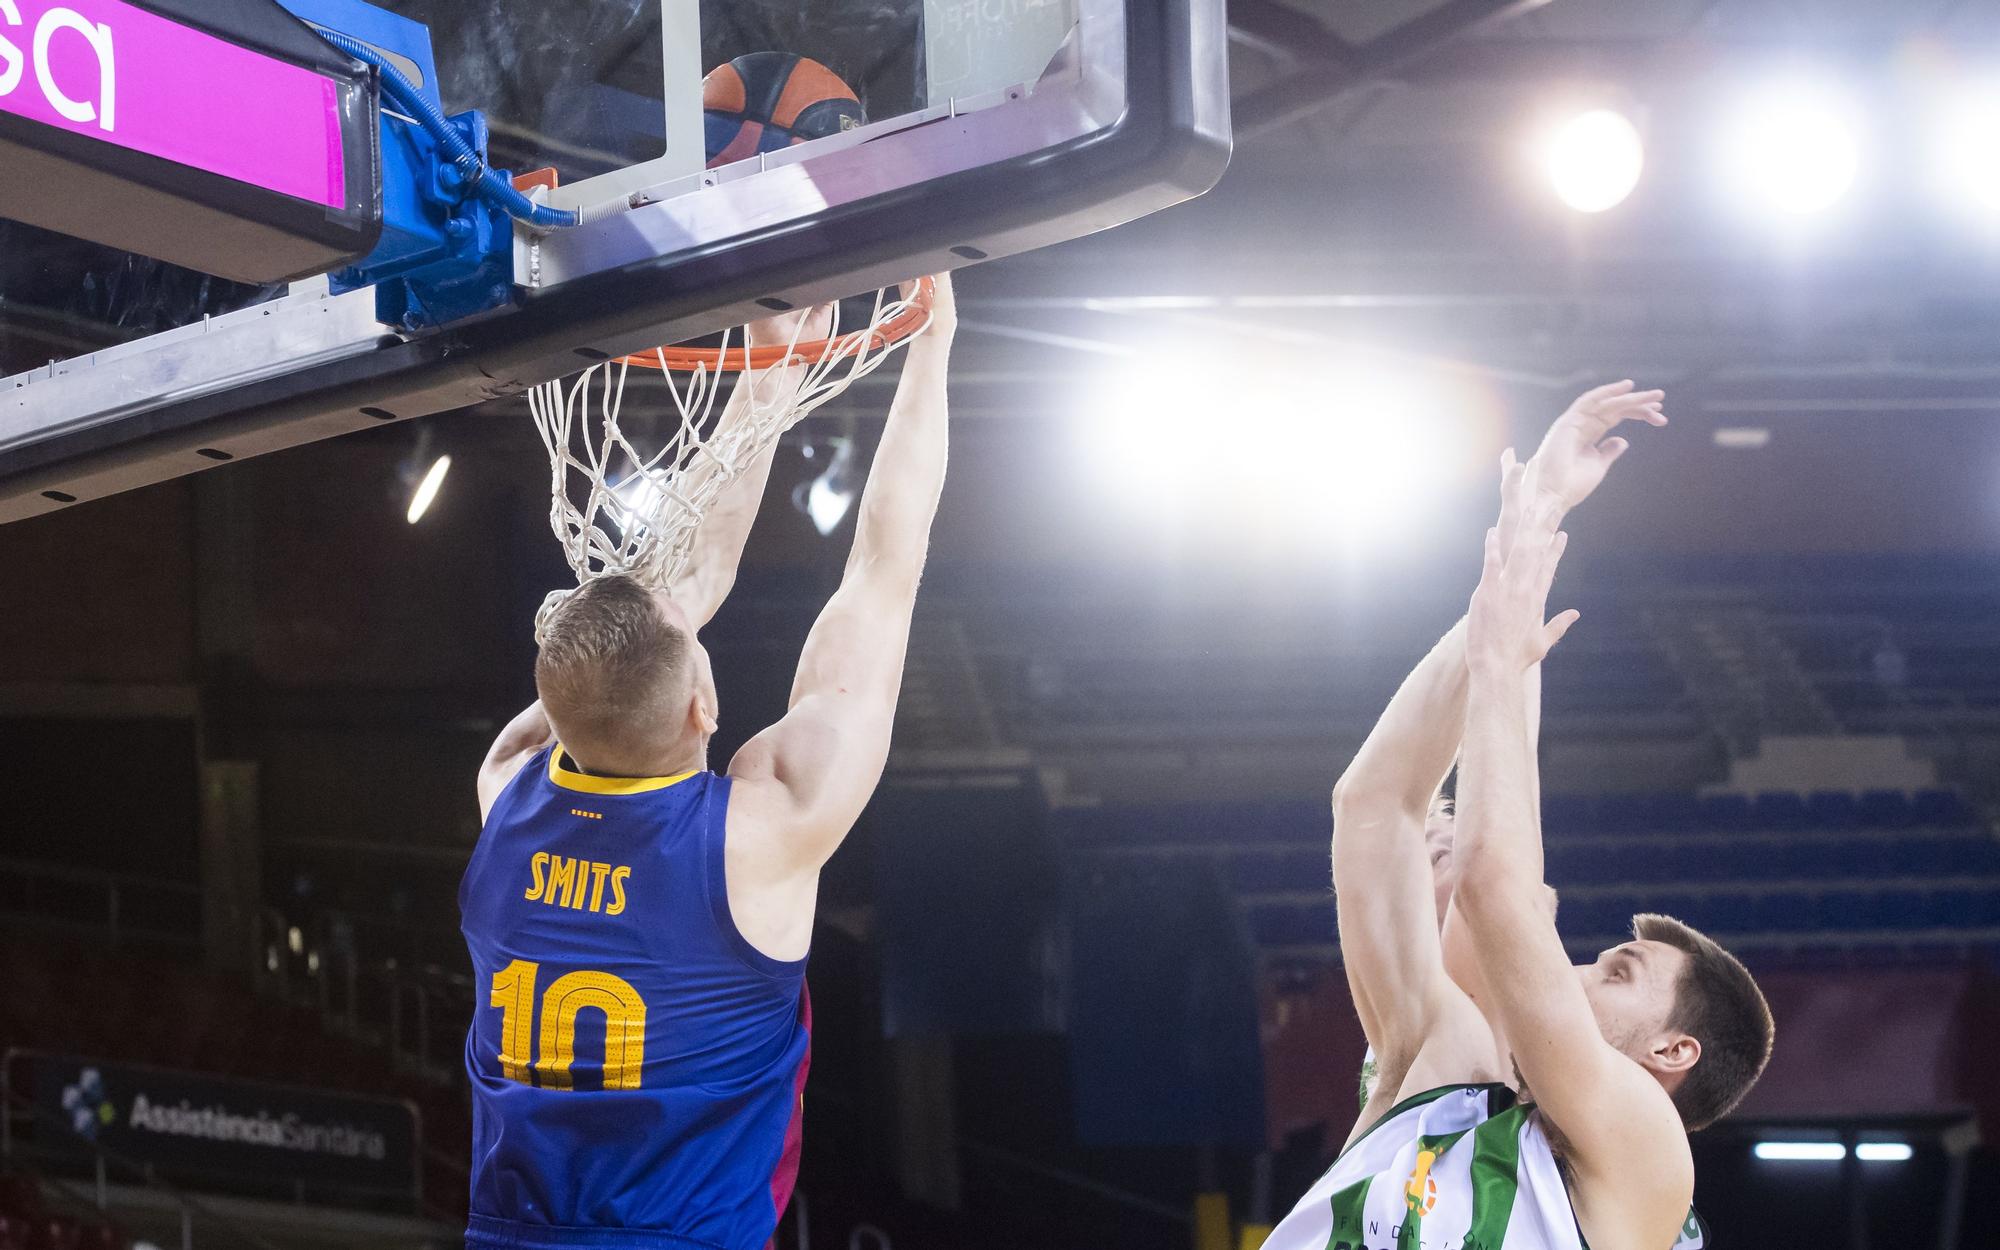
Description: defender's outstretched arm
1456,467,1690,1250
1332,620,1471,1073
727,276,957,867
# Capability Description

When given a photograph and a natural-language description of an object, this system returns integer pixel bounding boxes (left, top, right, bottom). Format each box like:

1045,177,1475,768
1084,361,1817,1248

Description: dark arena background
5,1,2000,1249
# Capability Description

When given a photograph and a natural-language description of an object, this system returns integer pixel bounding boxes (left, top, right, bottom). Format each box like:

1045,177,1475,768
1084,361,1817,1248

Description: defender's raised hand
1469,460,1579,675
1527,379,1665,511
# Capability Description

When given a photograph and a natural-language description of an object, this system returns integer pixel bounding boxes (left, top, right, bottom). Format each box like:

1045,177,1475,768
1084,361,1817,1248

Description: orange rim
614,277,937,373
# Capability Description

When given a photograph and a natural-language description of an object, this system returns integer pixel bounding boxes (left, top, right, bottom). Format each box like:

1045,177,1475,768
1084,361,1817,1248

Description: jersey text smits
461,747,810,1250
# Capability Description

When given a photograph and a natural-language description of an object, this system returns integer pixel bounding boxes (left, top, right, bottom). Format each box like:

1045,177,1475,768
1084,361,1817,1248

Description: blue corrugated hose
315,28,580,230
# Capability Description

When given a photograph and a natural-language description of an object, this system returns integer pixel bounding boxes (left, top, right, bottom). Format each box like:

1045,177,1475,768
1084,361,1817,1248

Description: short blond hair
534,575,690,763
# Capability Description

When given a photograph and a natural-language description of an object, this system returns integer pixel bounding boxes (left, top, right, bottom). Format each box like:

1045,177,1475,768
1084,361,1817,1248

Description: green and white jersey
1269,1083,1709,1250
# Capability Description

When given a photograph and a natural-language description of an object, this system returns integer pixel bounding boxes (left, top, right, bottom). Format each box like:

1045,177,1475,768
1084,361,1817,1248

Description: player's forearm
1455,669,1547,913
672,440,779,627
1333,619,1469,816
846,337,949,580
668,365,808,625
489,701,555,762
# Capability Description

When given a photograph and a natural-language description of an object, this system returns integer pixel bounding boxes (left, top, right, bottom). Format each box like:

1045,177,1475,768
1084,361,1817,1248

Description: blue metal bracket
278,0,516,329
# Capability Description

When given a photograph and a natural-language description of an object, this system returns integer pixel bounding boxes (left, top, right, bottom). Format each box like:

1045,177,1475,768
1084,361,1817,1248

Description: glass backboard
0,0,1228,522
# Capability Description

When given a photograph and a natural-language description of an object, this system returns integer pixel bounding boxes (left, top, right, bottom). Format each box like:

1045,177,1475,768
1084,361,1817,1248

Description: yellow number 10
489,960,648,1090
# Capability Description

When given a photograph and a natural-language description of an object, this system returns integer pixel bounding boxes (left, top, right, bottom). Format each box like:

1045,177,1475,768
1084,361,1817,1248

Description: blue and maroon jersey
460,746,810,1250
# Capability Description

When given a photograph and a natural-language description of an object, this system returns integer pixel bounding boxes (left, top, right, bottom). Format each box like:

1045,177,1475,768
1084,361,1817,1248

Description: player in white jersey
1270,384,1773,1250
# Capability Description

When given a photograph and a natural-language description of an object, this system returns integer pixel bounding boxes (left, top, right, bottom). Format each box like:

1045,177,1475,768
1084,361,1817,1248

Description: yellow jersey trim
547,746,698,796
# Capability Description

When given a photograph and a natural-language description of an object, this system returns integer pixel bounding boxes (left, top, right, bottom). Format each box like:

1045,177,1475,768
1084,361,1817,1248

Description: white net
528,287,931,640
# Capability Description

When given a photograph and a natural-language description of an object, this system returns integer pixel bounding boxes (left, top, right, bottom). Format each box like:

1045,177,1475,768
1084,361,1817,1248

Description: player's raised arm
1330,619,1472,1076
476,699,559,819
475,307,836,817
1455,467,1692,1250
667,305,836,628
726,275,956,865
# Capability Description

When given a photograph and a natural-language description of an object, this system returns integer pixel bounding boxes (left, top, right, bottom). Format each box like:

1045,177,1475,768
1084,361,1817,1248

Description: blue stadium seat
1621,841,1684,884
1248,904,1332,946
1229,853,1321,893
1896,835,1965,875
1666,894,1728,932
1541,793,1597,836
1805,790,1861,830
1698,793,1753,834
1592,793,1650,834
1959,837,2000,873
1679,844,1744,883
1751,791,1811,832
1749,892,1817,931
1841,837,1903,877
1911,789,1971,826
1859,789,1917,828
1946,890,2000,927
1558,895,1631,939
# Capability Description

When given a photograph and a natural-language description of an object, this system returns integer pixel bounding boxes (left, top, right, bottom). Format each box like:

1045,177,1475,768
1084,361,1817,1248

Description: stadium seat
1751,791,1811,832
1698,793,1754,833
1911,789,1971,825
1748,892,1818,932
1858,789,1917,828
1540,793,1597,835
1248,904,1331,947
1805,791,1861,830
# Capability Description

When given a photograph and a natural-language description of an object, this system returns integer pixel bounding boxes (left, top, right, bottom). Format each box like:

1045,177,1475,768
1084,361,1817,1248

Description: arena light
1079,351,1478,542
1856,1142,1913,1162
406,454,452,524
1294,376,1441,531
1934,86,2000,214
1081,367,1211,508
1724,85,1861,217
1753,1141,1845,1161
794,437,860,537
1713,427,1771,450
1543,109,1645,213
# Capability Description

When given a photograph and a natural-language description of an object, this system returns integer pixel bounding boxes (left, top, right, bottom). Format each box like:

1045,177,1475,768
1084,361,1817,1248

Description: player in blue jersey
461,277,957,1250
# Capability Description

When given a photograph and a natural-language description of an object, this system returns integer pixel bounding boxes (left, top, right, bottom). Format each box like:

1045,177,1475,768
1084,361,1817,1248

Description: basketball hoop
612,280,935,373
528,278,936,640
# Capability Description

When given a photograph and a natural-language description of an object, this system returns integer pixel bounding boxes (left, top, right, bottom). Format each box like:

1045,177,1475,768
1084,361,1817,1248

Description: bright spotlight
1856,1142,1913,1162
794,437,860,536
1935,87,2000,214
406,454,452,524
1079,351,1481,547
1545,109,1644,213
1726,87,1860,217
1753,1141,1845,1162
805,477,855,536
1290,377,1439,529
1713,427,1771,450
1080,370,1209,507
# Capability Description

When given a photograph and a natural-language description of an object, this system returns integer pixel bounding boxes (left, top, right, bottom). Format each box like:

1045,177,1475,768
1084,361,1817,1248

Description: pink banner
0,0,346,207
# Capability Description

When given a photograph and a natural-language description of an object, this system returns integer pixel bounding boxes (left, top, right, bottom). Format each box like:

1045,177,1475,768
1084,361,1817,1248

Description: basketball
703,53,866,169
